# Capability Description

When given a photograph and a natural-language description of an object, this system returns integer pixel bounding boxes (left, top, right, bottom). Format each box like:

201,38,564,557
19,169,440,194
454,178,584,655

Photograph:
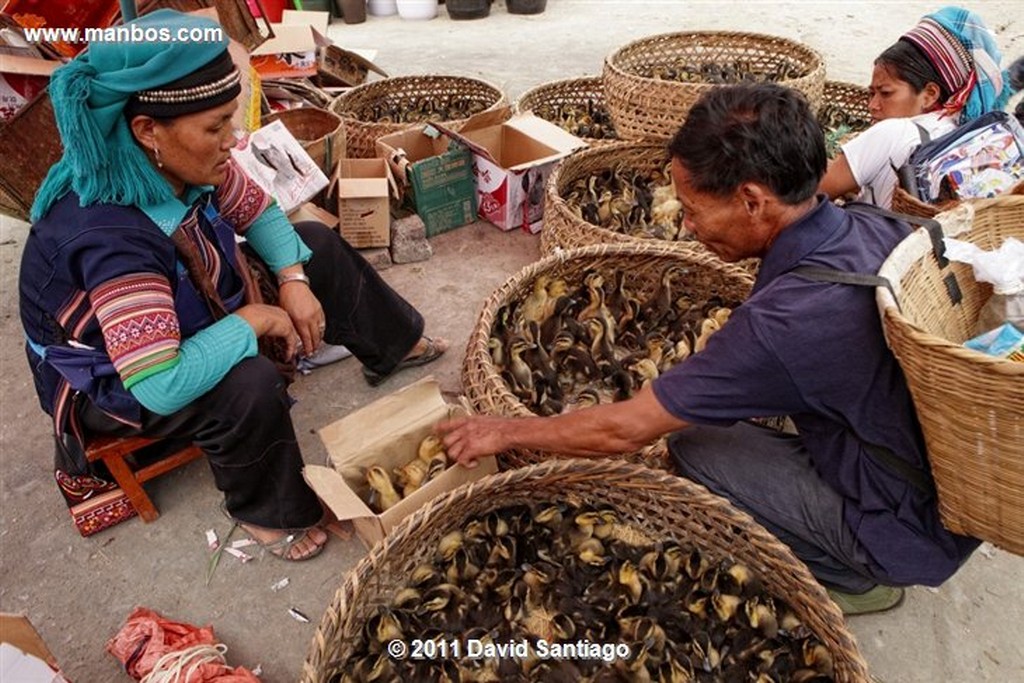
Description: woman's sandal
220,504,328,562
362,336,447,387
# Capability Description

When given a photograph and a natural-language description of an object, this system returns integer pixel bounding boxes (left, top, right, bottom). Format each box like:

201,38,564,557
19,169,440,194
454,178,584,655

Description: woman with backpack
819,6,1018,208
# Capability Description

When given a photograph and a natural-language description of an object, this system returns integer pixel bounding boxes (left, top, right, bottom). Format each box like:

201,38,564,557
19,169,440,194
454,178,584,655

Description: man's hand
436,415,517,468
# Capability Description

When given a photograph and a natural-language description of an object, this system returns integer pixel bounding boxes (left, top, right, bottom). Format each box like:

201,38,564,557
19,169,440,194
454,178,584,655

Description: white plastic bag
943,236,1024,334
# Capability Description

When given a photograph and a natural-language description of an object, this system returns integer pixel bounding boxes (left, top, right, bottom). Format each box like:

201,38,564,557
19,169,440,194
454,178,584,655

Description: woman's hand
234,303,301,360
276,278,325,355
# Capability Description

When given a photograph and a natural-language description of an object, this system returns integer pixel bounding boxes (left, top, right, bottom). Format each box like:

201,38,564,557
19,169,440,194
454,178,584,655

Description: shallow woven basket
328,75,506,159
462,242,755,470
876,196,1024,555
262,107,346,179
515,75,620,147
301,458,871,683
603,31,825,141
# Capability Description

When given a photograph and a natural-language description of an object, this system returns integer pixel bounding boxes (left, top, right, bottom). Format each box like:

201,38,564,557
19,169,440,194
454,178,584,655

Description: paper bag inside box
436,107,586,233
305,377,497,549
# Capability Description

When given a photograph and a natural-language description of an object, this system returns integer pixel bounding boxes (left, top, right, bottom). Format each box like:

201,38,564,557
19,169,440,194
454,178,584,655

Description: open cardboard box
376,124,478,238
436,107,586,233
333,158,397,248
304,377,497,549
1,613,68,682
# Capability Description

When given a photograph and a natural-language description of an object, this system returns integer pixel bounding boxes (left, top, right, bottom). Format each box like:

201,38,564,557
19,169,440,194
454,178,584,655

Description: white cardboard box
437,107,586,233
304,377,498,549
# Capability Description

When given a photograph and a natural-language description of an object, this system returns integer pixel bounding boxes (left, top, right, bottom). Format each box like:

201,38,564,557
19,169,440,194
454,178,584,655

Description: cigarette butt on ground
205,529,219,551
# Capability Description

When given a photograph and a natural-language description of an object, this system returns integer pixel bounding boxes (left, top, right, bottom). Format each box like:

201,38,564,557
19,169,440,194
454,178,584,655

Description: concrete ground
1,1,1022,681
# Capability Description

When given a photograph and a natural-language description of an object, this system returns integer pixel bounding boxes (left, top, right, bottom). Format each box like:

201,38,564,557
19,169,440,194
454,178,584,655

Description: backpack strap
788,264,936,497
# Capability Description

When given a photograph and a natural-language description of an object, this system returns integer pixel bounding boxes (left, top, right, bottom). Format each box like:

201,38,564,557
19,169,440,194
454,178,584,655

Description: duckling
617,561,645,603
711,591,742,622
627,357,660,390
423,450,448,485
800,640,834,677
365,606,403,645
521,275,551,326
506,336,535,399
745,596,779,638
393,456,429,497
418,434,445,463
486,336,505,374
693,317,721,353
366,466,401,512
437,530,464,561
642,265,688,326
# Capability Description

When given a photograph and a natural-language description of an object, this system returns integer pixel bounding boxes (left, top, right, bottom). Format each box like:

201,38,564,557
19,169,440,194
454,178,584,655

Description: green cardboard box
376,125,478,237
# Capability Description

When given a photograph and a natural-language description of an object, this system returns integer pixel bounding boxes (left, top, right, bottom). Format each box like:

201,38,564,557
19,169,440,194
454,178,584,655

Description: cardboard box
334,158,395,248
0,613,68,682
437,108,586,234
305,377,498,549
376,124,478,238
0,54,55,122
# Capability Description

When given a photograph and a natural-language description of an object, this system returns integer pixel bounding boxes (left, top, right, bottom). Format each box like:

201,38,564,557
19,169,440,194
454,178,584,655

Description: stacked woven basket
301,459,871,683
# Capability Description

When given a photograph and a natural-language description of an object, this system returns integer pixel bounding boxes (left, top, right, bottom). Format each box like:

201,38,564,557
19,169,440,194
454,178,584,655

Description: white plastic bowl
397,0,438,19
367,0,398,15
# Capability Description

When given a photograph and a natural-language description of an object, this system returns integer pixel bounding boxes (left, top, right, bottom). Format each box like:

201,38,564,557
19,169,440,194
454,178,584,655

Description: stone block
358,247,392,271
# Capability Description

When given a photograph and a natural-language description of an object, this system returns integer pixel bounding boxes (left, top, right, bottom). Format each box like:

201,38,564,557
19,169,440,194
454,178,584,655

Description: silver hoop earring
153,145,163,168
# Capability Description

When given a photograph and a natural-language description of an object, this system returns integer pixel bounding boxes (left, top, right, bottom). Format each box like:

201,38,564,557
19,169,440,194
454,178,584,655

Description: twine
140,643,230,683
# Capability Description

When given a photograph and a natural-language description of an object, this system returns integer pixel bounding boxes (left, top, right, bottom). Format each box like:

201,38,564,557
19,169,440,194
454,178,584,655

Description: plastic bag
964,322,1024,362
943,236,1024,334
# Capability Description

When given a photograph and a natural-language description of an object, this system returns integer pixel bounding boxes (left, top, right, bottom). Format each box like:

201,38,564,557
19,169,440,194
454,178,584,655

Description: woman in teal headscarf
20,10,447,557
820,5,1020,208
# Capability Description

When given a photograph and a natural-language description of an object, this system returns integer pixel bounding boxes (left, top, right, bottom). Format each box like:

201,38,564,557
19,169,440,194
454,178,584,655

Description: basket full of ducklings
819,81,872,159
329,75,507,158
301,458,871,683
462,242,754,470
540,141,760,274
516,76,619,147
603,31,826,141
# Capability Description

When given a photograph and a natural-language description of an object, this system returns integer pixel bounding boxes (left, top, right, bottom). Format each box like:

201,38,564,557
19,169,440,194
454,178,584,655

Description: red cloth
106,607,260,682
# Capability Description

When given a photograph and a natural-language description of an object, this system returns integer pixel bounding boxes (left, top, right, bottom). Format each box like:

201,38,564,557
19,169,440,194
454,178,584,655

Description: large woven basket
603,31,825,141
462,242,755,470
301,458,871,683
328,75,506,159
0,92,61,222
876,196,1024,554
821,80,870,128
515,75,620,146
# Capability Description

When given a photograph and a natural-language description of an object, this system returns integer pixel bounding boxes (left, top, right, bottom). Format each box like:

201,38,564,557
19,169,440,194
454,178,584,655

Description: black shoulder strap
863,442,936,497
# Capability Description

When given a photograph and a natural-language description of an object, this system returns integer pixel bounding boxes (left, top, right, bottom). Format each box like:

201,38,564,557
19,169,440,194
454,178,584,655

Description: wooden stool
85,435,204,522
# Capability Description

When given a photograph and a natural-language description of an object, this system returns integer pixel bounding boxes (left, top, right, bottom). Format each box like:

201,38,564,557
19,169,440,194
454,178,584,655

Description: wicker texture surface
328,75,506,159
462,242,754,470
821,80,870,127
877,196,1024,554
262,107,346,179
515,75,620,147
301,458,870,683
603,31,825,141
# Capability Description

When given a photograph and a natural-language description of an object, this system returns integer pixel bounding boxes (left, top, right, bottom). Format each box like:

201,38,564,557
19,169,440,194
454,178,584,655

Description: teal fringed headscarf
31,10,230,222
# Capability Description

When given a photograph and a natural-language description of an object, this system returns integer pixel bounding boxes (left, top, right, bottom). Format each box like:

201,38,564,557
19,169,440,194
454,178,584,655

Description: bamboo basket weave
515,76,620,147
603,31,825,141
821,80,871,128
876,196,1024,554
328,75,506,159
301,458,871,683
462,242,755,470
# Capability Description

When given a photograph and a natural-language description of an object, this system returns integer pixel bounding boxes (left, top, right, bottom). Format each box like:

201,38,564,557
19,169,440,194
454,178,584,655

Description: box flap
376,125,456,186
289,202,338,229
451,106,516,134
250,24,316,56
281,10,331,35
0,55,57,77
319,377,448,466
505,113,587,156
303,464,374,522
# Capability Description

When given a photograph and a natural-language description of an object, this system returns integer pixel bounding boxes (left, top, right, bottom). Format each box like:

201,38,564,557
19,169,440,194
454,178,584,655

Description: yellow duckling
366,466,401,512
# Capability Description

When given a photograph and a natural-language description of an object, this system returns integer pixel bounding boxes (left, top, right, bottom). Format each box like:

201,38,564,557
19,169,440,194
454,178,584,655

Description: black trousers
79,222,424,529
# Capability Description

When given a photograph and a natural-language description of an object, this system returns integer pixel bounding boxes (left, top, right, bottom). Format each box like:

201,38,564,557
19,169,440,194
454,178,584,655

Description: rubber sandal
827,584,905,615
362,336,447,387
219,503,328,562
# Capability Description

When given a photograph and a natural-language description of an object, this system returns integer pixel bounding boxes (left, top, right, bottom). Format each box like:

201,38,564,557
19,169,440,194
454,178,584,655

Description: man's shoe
827,585,905,615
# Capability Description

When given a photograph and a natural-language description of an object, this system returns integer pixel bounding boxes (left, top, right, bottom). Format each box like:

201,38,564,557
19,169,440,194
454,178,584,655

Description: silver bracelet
277,272,311,287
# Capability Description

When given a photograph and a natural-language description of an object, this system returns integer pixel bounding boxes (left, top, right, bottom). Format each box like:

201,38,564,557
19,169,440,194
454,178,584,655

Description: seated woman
819,6,1016,208
19,10,447,560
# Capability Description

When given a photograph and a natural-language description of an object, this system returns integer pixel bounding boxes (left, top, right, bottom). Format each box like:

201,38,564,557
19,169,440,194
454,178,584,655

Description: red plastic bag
107,608,260,682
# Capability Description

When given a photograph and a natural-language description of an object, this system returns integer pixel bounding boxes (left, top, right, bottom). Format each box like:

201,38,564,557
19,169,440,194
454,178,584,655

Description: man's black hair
668,83,826,204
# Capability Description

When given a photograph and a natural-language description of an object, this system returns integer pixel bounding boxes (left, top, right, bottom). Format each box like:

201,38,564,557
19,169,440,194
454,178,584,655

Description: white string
140,643,229,683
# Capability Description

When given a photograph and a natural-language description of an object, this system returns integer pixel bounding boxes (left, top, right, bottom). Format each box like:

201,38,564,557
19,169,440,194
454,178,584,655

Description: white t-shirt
841,111,957,208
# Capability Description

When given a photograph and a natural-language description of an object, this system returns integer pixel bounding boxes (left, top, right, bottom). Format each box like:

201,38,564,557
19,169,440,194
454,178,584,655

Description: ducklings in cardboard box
304,377,498,549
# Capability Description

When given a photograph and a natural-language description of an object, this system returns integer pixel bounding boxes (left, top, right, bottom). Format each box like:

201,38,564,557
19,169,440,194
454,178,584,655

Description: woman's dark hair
875,39,950,101
668,83,826,205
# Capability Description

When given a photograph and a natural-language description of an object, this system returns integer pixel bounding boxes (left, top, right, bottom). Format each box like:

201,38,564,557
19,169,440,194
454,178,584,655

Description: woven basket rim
302,458,870,682
605,30,825,86
331,73,506,113
876,195,1024,374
